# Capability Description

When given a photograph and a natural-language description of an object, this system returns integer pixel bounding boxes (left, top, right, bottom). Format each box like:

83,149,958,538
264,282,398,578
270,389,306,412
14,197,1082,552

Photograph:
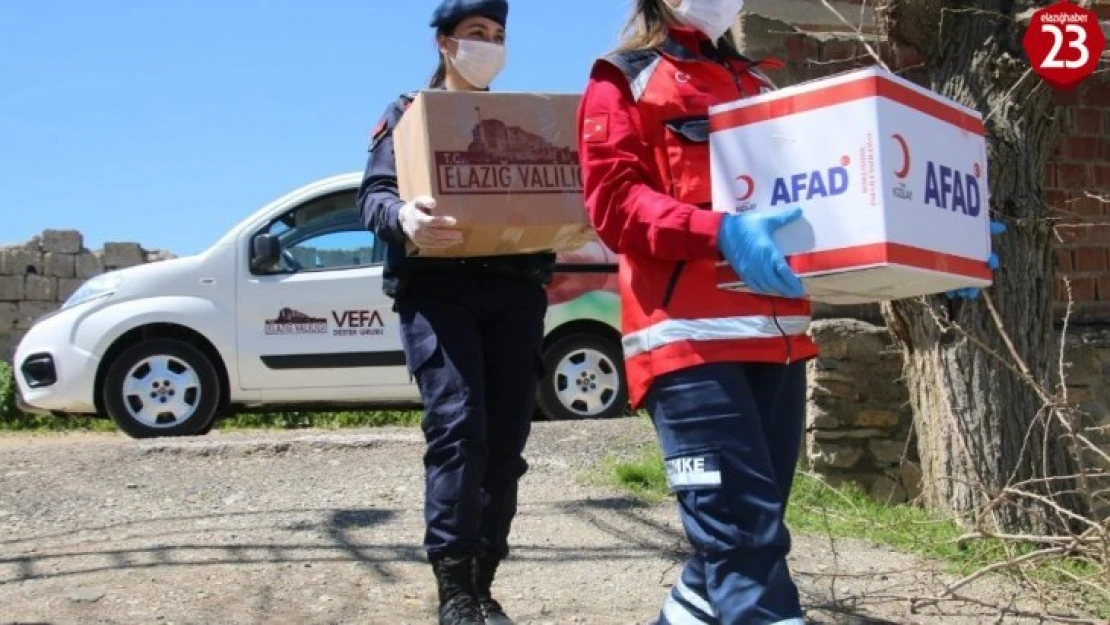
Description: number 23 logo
1039,23,1089,69
1022,2,1104,91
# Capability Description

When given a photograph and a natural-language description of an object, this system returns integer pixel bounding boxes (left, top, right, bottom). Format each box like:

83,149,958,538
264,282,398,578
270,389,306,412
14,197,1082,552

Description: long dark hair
616,0,739,53
427,25,452,88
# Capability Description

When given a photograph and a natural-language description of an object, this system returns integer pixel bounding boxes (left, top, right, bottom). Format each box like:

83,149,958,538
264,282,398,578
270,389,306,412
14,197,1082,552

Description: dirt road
0,419,1088,624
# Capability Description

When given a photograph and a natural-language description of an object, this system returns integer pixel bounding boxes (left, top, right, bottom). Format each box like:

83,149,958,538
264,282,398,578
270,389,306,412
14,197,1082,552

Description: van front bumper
12,308,101,415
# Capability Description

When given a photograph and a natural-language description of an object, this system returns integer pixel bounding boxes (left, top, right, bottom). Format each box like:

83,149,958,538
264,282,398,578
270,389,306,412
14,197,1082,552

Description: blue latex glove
718,207,805,299
946,220,1007,299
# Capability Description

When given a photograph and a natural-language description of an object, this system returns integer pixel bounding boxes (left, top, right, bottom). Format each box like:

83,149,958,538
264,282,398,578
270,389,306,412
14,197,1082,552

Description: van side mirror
251,234,282,272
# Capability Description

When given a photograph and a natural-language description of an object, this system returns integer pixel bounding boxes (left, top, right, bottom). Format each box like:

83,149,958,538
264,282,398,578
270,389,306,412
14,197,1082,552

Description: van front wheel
102,339,220,439
537,333,628,421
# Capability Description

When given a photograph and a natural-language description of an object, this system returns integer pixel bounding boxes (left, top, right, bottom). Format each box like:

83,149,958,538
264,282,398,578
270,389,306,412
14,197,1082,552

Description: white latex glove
398,196,463,250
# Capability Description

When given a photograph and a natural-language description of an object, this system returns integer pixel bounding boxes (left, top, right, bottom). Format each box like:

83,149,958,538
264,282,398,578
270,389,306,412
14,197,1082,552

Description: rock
812,370,857,385
853,409,901,429
809,442,864,469
67,587,105,603
810,318,889,360
0,248,43,275
807,406,840,429
41,229,83,254
870,474,907,504
869,439,908,465
43,252,77,278
75,252,103,279
810,380,860,401
24,275,57,301
901,460,923,503
0,302,17,329
17,301,57,329
57,278,85,302
814,428,887,440
102,242,146,269
0,276,23,301
145,250,176,263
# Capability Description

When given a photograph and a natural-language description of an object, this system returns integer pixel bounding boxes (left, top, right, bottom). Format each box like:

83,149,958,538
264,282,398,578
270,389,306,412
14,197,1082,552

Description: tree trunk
877,0,1088,535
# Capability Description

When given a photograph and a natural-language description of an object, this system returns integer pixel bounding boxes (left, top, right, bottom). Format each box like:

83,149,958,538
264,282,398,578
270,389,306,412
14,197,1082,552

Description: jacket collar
660,24,783,72
662,25,741,62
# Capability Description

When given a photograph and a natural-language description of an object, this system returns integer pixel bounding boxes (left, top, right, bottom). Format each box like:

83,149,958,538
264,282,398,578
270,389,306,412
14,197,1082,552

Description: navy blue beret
430,0,508,29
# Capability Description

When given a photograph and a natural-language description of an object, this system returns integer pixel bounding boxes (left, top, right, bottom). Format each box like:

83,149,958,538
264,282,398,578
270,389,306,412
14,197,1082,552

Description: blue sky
0,1,631,255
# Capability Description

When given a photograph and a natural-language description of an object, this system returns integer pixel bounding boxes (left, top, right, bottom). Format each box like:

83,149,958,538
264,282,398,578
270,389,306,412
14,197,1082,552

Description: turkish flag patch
370,119,387,142
582,114,609,143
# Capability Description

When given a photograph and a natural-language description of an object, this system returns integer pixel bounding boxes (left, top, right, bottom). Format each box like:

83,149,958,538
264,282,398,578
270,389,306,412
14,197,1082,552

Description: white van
12,173,628,438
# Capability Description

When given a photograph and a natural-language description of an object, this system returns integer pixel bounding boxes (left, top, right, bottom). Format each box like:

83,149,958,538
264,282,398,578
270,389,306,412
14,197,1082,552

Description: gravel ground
0,419,1094,624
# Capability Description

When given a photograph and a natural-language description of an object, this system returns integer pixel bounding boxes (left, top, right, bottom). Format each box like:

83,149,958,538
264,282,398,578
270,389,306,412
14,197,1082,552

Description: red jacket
576,26,818,408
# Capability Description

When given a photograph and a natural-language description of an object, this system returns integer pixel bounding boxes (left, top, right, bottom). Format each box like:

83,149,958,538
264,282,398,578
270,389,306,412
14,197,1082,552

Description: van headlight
62,273,123,310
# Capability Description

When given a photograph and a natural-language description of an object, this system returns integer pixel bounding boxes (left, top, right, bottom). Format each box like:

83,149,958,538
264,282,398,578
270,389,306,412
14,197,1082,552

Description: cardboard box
708,66,994,305
393,90,595,258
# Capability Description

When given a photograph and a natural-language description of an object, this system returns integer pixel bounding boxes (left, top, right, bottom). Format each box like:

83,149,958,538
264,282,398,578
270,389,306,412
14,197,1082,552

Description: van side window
254,190,385,273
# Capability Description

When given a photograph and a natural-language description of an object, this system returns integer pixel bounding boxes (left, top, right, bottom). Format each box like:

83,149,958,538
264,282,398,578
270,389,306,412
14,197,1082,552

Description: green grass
214,410,422,430
603,446,669,503
606,447,1109,619
0,411,119,433
0,410,422,434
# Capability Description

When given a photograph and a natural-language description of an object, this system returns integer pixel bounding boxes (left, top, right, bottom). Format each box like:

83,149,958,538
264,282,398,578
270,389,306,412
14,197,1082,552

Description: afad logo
891,133,983,216
769,156,851,207
734,157,851,212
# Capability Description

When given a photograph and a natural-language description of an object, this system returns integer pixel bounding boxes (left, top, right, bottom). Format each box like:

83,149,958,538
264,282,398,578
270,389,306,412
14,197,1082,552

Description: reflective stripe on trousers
622,315,811,359
647,361,809,624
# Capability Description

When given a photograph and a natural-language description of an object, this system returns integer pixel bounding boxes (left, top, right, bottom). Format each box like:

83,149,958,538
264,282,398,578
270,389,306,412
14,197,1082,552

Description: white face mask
448,38,506,89
672,0,745,42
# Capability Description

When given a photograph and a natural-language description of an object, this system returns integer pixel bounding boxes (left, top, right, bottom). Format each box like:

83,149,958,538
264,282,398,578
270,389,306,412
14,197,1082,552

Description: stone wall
0,230,173,359
805,319,1110,508
805,319,919,504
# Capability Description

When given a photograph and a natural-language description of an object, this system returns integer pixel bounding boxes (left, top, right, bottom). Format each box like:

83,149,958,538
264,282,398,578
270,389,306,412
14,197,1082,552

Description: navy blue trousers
396,272,547,562
645,361,808,625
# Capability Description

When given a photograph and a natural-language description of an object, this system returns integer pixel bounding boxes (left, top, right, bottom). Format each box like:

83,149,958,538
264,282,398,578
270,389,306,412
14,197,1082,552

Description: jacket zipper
661,261,685,309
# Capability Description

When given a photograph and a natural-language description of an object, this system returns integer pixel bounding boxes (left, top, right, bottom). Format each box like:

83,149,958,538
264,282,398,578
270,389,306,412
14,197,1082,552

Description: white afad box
709,66,994,305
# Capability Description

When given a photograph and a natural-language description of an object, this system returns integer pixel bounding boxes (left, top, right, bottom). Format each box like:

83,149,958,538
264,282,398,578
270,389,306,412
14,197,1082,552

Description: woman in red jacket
578,2,1006,623
576,1,816,623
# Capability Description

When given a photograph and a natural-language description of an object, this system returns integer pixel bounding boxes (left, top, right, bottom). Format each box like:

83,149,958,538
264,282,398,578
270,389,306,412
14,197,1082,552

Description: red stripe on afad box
716,243,992,282
709,75,985,136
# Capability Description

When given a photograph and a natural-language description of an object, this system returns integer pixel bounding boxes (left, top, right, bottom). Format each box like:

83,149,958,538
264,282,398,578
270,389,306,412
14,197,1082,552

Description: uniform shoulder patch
370,119,387,143
582,114,609,144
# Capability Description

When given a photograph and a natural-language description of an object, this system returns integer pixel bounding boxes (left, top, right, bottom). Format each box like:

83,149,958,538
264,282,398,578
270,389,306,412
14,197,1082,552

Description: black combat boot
474,557,514,625
431,555,484,625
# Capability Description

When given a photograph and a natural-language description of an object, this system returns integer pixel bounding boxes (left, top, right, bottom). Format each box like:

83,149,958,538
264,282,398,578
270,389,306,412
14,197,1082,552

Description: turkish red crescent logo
892,133,911,179
735,174,754,201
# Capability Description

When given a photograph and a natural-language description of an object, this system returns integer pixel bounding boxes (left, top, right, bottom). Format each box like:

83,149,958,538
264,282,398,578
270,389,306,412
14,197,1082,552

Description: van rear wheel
537,333,628,421
102,338,220,439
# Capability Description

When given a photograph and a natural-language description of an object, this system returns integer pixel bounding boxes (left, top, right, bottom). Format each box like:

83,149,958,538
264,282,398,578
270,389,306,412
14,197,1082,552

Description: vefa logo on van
923,160,982,217
770,155,850,206
891,134,913,201
331,309,386,338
